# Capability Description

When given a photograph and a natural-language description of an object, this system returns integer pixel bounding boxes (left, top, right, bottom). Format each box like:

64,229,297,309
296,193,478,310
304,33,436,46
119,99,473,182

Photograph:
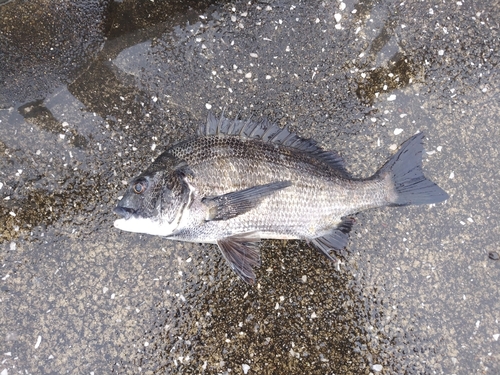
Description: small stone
394,128,403,135
242,364,250,374
372,364,383,372
488,252,499,261
35,335,42,349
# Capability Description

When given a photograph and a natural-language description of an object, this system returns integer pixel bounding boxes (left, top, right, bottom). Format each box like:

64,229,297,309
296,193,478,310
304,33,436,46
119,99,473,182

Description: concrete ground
1,0,499,374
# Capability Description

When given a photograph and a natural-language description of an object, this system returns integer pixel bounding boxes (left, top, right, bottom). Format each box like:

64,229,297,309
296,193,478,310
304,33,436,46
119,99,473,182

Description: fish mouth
113,206,136,220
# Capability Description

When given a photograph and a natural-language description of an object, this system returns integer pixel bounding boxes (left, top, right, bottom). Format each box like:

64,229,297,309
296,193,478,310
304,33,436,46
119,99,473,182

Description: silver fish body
114,113,448,284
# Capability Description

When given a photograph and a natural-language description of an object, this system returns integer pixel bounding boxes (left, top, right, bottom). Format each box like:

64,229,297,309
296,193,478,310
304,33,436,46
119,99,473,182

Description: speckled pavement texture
1,0,499,374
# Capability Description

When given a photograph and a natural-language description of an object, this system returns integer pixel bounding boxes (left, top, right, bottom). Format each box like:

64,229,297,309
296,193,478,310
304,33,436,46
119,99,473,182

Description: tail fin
377,133,449,206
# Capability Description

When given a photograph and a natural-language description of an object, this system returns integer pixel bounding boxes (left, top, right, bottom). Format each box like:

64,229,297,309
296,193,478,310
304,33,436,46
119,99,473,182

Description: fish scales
114,112,449,284
167,137,366,238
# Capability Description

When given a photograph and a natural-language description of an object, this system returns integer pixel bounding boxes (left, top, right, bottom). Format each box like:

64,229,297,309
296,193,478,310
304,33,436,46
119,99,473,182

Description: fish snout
113,206,136,220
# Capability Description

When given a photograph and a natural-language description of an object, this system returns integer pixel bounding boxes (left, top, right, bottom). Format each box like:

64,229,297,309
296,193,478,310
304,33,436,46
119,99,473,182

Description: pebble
488,252,499,261
372,364,383,372
35,335,42,349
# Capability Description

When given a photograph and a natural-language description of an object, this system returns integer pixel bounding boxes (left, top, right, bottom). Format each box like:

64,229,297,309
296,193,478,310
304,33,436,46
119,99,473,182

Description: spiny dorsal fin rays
239,113,252,136
199,112,349,176
269,126,288,143
247,119,262,138
216,108,225,134
203,112,215,136
227,110,240,134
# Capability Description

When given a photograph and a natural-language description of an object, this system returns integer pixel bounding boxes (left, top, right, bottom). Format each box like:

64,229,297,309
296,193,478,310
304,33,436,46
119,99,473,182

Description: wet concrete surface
1,0,499,374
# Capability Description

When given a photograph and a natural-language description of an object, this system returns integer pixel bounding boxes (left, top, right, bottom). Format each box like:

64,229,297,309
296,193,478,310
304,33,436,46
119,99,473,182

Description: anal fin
310,218,355,261
217,233,261,284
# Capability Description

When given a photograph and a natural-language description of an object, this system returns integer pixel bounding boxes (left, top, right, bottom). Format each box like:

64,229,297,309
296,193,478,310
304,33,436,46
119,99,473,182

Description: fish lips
113,206,136,220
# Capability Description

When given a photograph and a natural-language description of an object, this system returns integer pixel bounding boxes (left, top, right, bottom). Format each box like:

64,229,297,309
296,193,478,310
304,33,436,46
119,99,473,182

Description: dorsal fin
199,112,349,175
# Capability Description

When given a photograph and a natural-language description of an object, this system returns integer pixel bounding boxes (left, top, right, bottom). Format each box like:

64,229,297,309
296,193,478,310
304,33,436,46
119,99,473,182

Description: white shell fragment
242,364,251,374
387,94,396,101
394,128,403,135
35,335,42,349
372,364,383,372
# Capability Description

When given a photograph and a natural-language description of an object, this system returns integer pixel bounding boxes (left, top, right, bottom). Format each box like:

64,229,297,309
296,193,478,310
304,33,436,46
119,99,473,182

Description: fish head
114,153,191,236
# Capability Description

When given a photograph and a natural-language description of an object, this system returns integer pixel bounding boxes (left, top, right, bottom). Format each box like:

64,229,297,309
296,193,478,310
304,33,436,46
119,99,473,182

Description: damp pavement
1,0,499,374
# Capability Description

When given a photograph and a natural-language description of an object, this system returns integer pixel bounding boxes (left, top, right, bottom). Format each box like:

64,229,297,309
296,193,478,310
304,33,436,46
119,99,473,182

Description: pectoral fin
217,234,261,284
310,218,355,261
202,181,292,221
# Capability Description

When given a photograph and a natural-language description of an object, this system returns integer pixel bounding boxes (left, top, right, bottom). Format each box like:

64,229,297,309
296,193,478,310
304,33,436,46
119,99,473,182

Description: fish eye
132,180,148,194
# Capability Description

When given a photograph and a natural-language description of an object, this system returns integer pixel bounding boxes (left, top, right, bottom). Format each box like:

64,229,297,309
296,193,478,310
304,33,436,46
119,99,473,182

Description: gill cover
114,153,192,236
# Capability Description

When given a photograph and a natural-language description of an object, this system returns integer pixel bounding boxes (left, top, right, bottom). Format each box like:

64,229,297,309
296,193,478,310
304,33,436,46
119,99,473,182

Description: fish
114,112,449,284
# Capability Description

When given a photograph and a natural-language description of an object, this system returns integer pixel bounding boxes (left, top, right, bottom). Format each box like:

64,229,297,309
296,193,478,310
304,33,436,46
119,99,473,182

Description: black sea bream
114,113,448,284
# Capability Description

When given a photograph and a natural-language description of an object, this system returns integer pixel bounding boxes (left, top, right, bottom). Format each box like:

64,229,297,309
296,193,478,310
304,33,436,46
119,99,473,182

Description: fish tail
376,133,449,206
